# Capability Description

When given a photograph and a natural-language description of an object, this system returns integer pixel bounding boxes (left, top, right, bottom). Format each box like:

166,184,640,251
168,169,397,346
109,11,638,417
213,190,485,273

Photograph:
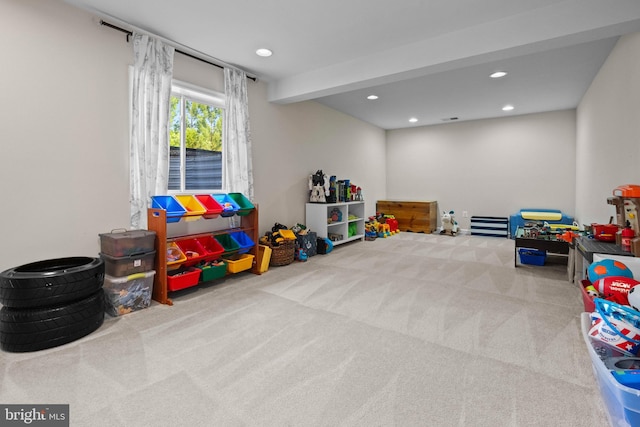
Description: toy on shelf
349,184,364,201
309,170,330,203
440,210,459,236
328,208,343,223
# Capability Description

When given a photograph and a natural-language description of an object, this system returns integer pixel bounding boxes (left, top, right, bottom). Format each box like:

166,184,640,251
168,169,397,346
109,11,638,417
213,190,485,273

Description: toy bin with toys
212,194,240,217
582,311,640,427
103,271,155,316
99,229,156,257
166,242,187,271
175,238,208,266
195,235,225,261
100,250,156,277
167,267,201,291
196,260,227,282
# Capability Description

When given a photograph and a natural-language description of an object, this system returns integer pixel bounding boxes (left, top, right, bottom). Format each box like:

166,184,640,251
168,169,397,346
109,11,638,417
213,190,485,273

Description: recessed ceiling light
367,95,379,100
502,104,515,111
490,71,507,78
409,117,418,123
256,48,273,57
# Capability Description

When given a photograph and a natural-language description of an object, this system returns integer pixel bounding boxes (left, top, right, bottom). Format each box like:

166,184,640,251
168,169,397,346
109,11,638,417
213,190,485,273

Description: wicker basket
269,240,296,266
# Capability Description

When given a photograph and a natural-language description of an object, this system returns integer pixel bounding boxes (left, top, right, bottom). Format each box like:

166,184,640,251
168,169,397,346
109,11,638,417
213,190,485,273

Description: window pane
168,96,181,191
185,100,223,190
167,93,223,192
185,148,222,190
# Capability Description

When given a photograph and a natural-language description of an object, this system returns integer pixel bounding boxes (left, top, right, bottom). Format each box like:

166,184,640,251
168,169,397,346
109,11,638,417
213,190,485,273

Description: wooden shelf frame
147,204,259,305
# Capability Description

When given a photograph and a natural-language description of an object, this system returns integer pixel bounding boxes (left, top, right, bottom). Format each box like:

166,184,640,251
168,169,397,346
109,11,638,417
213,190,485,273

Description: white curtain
223,67,254,200
129,33,174,229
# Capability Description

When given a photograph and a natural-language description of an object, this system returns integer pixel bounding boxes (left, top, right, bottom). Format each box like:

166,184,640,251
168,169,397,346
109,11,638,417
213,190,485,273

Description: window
169,80,225,192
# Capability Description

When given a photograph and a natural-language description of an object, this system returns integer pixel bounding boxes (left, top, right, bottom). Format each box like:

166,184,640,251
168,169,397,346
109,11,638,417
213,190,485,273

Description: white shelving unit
306,201,365,246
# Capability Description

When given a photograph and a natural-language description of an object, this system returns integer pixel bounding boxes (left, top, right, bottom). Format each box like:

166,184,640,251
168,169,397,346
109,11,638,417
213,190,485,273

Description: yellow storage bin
257,245,272,273
166,242,187,271
175,195,206,221
225,254,255,273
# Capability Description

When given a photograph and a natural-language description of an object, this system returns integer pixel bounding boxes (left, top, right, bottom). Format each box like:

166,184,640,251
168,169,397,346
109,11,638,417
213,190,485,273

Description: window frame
168,79,226,194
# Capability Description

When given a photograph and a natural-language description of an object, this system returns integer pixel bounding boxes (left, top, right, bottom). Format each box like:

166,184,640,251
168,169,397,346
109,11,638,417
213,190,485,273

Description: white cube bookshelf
305,201,365,246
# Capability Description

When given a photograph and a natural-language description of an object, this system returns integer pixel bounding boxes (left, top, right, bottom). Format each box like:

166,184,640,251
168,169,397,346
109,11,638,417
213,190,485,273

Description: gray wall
576,32,640,226
386,110,577,230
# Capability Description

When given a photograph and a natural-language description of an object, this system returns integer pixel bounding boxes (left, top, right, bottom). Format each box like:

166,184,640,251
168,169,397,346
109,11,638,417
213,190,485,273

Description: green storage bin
215,234,240,254
227,193,255,216
198,261,227,281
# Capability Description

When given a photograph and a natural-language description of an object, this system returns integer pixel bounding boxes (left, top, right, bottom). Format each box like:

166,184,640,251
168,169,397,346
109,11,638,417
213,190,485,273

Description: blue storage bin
151,196,186,223
518,248,546,266
230,231,255,254
582,313,640,427
212,194,240,217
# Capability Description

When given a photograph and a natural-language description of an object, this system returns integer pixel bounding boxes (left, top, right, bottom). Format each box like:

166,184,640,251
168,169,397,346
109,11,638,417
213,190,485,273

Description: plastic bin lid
100,250,156,260
104,270,156,283
99,229,156,240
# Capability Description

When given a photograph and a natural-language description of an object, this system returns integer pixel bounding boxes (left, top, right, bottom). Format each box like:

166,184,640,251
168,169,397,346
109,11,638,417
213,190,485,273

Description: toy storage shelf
305,201,365,246
147,204,259,305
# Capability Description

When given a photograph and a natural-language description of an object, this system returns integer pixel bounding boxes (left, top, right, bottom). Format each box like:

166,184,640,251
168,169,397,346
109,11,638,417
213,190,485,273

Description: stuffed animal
440,210,459,236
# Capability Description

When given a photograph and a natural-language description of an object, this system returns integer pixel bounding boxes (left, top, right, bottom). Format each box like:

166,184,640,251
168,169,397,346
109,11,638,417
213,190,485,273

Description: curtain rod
100,20,257,82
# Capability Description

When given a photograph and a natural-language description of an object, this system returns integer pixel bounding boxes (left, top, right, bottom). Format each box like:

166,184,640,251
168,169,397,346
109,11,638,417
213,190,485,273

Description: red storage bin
196,235,225,261
167,267,201,291
195,194,224,219
175,238,208,267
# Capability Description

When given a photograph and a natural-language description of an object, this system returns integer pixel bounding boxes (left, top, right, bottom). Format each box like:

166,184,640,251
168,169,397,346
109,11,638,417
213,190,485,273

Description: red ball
594,276,640,305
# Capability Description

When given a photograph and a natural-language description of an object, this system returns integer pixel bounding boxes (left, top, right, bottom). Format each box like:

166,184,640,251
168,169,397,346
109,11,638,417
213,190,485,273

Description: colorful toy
588,259,634,283
585,285,601,298
593,276,640,305
328,208,342,223
377,222,391,238
309,170,329,203
296,247,308,262
629,285,640,311
384,215,399,234
440,210,458,236
365,222,377,240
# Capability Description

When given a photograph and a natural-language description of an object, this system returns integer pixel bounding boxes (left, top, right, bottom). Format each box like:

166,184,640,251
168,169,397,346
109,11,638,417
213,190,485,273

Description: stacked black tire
0,257,105,352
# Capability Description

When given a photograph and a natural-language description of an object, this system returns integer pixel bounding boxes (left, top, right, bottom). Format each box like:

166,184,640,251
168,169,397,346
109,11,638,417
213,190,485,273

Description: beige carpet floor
0,233,610,426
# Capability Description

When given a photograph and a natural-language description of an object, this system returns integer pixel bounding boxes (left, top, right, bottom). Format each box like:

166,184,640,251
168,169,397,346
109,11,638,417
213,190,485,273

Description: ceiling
65,0,640,130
